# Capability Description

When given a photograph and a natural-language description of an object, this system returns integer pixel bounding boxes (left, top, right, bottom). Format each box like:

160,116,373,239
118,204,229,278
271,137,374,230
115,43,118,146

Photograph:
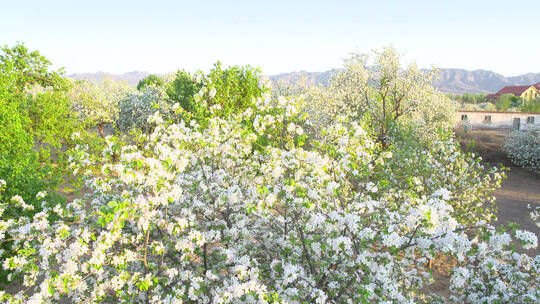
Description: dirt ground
455,128,540,255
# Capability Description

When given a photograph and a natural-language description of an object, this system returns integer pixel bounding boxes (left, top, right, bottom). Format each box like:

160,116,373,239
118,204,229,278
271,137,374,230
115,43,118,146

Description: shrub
520,98,540,113
117,86,170,134
504,126,540,173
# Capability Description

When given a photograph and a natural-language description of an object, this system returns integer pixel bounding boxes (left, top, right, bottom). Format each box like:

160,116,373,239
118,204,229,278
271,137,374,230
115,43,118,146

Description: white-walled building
456,110,539,131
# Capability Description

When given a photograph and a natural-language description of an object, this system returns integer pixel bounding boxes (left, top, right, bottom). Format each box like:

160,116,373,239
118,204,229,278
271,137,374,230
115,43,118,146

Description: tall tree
0,43,78,220
307,47,456,146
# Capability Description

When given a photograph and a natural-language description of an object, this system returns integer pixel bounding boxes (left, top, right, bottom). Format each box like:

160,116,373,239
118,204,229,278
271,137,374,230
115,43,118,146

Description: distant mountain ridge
68,71,151,87
69,69,540,94
268,69,339,87
432,69,540,94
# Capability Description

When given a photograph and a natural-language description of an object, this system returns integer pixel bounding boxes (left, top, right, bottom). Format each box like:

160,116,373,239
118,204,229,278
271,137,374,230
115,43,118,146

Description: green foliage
0,43,79,217
137,74,164,91
0,43,83,282
496,94,513,110
166,62,268,125
165,69,202,115
495,94,520,111
520,97,540,113
206,61,267,117
448,93,487,104
0,75,41,204
0,43,67,91
453,93,537,112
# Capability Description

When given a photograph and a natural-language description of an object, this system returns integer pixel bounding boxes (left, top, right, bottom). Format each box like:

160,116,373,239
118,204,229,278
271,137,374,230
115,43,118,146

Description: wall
520,86,539,100
456,111,540,130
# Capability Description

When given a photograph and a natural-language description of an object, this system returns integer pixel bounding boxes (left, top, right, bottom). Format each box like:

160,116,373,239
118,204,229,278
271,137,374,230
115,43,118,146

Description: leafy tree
0,44,78,206
496,94,519,111
0,66,38,200
206,61,268,117
165,69,202,115
462,93,487,104
0,43,66,91
117,86,170,134
137,74,164,91
0,44,82,281
166,62,268,125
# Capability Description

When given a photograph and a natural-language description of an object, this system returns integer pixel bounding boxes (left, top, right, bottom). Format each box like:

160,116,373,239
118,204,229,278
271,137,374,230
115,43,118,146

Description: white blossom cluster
529,204,540,228
0,90,538,303
379,137,503,226
302,47,457,144
117,86,171,134
504,126,540,173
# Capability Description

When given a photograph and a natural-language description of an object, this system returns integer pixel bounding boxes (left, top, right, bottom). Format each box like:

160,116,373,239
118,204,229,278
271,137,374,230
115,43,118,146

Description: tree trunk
98,123,105,138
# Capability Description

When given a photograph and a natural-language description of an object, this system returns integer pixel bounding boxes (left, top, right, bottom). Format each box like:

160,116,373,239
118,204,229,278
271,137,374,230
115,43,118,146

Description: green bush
166,62,268,125
520,97,540,113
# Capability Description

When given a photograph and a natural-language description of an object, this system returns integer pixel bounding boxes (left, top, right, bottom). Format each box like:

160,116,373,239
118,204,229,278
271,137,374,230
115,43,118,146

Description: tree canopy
137,74,165,91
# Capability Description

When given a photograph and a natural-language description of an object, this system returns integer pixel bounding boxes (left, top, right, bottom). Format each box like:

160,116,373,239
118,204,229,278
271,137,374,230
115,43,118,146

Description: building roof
495,85,533,96
497,85,531,96
485,94,499,100
534,82,540,90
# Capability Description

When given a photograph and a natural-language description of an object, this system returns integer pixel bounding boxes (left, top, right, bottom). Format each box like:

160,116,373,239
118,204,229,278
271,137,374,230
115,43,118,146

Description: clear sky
2,0,539,76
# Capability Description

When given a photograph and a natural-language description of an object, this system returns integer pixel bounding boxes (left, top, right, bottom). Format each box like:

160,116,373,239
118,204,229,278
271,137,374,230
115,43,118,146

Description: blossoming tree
0,87,537,303
68,77,134,138
304,47,456,145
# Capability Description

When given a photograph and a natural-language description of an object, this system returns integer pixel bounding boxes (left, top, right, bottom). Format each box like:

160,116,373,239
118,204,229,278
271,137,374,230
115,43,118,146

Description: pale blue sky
1,0,539,76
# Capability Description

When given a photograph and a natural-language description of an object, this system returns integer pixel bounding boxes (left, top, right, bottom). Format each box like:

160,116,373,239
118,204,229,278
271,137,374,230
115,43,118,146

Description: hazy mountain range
68,69,540,94
68,71,152,87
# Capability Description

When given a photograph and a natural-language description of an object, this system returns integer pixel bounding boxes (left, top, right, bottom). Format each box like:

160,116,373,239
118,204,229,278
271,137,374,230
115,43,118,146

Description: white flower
71,132,81,140
36,191,47,199
283,263,300,285
433,188,451,200
326,181,339,195
382,232,404,248
451,267,470,289
208,87,217,99
515,230,538,249
11,195,24,205
287,123,296,133
366,182,378,192
11,195,34,211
